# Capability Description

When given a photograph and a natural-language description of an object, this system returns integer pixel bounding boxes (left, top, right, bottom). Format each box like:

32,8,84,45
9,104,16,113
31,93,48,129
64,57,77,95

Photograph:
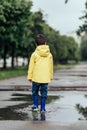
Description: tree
76,1,87,34
31,10,45,37
0,0,33,68
62,36,80,63
80,33,87,60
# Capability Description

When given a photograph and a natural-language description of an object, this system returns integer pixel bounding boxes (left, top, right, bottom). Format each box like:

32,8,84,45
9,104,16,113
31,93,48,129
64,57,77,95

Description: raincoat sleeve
50,54,53,80
27,53,35,80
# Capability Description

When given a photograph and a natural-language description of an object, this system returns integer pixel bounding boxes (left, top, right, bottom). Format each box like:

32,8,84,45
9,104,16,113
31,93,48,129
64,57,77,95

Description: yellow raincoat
27,45,53,83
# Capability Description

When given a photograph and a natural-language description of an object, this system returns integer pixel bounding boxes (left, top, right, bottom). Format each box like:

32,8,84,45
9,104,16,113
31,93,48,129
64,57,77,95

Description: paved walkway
0,63,87,90
0,121,87,130
0,63,87,130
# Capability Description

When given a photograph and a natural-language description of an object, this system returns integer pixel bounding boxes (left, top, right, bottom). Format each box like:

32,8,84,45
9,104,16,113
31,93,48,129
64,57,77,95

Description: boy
27,34,53,120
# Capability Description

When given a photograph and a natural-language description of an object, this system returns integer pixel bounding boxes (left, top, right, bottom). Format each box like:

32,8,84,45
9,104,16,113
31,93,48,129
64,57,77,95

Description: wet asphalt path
0,63,87,90
0,91,87,130
0,63,87,130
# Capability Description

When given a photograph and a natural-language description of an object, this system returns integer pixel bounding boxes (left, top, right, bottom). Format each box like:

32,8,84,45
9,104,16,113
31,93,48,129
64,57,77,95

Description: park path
0,63,87,130
0,120,87,130
0,62,87,90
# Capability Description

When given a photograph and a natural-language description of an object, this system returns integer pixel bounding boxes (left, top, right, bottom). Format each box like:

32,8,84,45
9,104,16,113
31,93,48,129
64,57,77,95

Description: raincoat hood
35,45,50,57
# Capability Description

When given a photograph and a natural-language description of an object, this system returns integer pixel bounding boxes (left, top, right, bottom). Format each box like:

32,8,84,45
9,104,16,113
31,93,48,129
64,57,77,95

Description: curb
0,85,87,91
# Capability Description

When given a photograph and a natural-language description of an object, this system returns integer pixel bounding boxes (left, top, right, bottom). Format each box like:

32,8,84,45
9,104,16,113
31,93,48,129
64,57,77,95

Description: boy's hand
29,79,32,82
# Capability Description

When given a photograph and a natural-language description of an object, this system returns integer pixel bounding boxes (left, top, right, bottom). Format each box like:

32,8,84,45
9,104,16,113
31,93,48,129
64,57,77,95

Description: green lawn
0,66,27,80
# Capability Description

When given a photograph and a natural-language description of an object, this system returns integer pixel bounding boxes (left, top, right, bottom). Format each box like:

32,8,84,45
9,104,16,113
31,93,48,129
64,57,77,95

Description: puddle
46,91,87,123
0,91,87,123
0,91,60,120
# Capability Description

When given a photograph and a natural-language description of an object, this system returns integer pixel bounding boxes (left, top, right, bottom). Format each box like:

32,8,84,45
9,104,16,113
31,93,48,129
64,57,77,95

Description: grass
0,66,27,80
0,63,77,80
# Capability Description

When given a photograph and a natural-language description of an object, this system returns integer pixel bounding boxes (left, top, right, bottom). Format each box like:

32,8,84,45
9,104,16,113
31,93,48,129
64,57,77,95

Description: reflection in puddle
0,93,60,120
0,103,29,120
75,95,87,120
76,104,87,120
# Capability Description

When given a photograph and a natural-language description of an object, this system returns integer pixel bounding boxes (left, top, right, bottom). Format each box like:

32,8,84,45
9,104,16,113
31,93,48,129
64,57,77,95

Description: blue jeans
32,81,48,98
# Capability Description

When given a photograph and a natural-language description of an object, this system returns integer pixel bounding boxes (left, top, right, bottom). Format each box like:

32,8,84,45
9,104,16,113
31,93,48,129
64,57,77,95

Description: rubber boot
32,95,38,109
40,97,46,121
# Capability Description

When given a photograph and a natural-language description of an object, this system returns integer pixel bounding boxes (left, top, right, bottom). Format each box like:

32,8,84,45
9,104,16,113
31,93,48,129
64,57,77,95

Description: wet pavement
1,121,87,130
51,63,87,87
0,91,87,122
0,91,87,130
0,63,87,91
0,63,87,130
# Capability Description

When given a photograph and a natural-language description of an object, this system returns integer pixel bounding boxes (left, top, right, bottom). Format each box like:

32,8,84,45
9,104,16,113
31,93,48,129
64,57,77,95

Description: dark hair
35,34,46,45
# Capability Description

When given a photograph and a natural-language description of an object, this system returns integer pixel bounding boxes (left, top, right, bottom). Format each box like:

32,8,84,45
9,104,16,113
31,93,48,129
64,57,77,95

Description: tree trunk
27,56,29,66
11,42,16,69
16,57,18,66
3,44,7,69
